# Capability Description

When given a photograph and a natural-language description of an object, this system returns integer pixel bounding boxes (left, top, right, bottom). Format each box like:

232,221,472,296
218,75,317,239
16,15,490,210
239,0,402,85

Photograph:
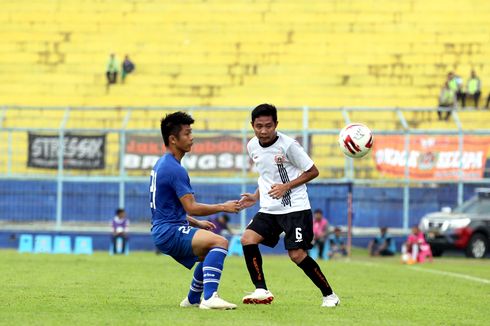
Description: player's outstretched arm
268,164,319,199
239,188,259,209
180,193,240,216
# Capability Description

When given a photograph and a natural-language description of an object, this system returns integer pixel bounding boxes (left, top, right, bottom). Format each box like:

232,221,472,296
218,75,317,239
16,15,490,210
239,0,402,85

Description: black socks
243,244,267,290
297,255,333,296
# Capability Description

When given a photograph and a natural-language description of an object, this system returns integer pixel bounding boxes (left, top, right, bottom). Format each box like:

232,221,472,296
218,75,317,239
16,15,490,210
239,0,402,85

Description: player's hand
222,200,240,213
238,193,257,209
197,220,216,230
268,183,290,199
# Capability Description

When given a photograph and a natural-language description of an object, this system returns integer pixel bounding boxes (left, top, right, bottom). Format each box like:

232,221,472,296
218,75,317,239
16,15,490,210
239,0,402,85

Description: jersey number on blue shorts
178,226,192,234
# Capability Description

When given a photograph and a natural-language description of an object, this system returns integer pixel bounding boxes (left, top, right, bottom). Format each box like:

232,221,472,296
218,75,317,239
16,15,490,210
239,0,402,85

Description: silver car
419,188,490,258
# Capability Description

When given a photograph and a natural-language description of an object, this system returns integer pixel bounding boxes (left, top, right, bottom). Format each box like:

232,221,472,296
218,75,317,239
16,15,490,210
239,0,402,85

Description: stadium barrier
1,106,490,232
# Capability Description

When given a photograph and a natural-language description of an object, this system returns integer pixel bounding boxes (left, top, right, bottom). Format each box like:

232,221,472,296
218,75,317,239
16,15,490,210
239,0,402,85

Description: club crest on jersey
274,154,286,164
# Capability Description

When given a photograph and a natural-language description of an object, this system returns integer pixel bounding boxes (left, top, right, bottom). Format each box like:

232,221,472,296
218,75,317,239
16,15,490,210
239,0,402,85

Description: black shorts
247,209,313,250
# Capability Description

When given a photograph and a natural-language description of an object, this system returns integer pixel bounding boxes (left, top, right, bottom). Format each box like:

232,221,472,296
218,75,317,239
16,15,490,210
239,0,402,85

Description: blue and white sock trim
209,247,228,255
193,277,203,285
203,266,222,274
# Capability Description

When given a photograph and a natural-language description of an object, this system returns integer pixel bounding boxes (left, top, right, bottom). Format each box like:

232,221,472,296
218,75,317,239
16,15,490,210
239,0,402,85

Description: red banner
373,135,490,180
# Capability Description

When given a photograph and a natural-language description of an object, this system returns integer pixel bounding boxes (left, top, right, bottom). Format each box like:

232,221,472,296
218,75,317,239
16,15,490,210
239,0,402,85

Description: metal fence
1,106,489,230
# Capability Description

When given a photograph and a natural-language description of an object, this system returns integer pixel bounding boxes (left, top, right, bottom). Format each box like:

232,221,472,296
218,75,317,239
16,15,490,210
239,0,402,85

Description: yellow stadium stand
1,0,490,178
1,0,490,109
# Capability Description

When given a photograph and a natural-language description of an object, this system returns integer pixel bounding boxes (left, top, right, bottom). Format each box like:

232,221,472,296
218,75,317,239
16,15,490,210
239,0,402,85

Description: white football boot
242,288,274,304
179,297,200,308
199,292,237,310
321,293,340,307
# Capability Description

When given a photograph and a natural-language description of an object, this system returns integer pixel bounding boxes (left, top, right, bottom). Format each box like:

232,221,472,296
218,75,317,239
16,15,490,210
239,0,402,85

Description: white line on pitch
408,266,490,284
348,260,490,285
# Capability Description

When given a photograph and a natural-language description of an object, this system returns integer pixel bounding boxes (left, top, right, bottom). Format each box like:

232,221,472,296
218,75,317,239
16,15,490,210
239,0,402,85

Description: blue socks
187,262,204,304
202,247,228,300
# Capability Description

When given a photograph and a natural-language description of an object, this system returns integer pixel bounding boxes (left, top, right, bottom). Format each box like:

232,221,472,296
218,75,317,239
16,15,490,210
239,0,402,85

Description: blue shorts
152,224,199,269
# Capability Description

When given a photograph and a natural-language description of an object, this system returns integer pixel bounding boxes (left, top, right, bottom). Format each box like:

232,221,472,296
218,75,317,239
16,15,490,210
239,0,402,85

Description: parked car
419,188,490,258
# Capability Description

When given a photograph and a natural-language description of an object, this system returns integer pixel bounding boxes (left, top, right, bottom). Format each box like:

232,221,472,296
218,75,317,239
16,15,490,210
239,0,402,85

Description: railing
1,106,489,230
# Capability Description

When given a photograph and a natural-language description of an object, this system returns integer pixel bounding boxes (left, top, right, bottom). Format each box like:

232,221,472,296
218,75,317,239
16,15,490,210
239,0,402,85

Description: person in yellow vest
438,81,456,121
106,53,119,86
466,70,481,108
447,71,465,107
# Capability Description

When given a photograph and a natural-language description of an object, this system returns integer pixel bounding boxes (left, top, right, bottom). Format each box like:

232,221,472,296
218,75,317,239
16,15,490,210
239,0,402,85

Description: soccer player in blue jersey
150,111,239,310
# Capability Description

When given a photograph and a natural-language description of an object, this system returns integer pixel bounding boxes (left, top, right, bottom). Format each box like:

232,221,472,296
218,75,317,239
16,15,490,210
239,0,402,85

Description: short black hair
115,208,125,215
314,209,323,215
160,111,195,146
251,103,277,123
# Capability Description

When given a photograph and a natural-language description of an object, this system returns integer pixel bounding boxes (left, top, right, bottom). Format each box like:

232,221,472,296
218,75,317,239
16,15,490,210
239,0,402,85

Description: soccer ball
338,123,373,158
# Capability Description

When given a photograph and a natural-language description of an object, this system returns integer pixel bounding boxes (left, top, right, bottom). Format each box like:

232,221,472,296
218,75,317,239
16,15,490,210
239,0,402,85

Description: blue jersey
150,153,194,227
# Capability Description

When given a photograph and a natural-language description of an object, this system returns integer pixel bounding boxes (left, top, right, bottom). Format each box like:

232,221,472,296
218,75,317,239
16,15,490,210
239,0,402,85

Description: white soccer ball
338,123,373,158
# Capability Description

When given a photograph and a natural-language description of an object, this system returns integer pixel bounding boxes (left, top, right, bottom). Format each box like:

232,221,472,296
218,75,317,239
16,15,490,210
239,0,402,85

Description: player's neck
167,149,185,162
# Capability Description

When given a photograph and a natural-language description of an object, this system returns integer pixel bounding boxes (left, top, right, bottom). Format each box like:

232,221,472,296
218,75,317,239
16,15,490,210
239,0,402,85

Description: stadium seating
109,237,129,256
309,242,330,261
1,105,489,180
1,0,490,108
227,235,243,257
53,235,72,254
74,236,93,255
34,235,52,253
1,1,490,180
18,234,33,253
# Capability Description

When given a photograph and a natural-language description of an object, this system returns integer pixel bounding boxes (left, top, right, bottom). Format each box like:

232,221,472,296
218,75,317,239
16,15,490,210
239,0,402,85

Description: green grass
1,249,489,326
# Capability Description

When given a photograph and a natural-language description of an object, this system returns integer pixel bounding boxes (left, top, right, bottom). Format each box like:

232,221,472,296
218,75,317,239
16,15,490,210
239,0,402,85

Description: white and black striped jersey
247,131,314,214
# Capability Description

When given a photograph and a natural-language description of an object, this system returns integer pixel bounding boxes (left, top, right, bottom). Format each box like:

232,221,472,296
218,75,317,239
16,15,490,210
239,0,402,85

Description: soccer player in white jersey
239,104,340,307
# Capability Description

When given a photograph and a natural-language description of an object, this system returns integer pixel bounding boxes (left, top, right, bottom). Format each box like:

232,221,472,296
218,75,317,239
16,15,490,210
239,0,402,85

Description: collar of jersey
258,134,279,148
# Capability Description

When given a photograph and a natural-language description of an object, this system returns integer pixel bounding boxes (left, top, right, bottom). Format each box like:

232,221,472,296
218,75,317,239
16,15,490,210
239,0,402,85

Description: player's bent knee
288,249,307,263
213,235,228,249
240,230,260,246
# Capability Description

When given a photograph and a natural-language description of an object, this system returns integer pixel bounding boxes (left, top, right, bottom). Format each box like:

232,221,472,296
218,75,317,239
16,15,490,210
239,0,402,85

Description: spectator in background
401,225,426,264
328,227,347,259
106,53,119,87
209,214,234,236
438,81,456,121
121,55,135,83
466,70,481,108
368,227,395,256
111,208,129,254
447,71,465,107
312,209,328,259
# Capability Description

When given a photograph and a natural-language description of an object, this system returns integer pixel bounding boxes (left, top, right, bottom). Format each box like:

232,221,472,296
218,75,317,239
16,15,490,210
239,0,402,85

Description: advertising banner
373,135,490,180
124,134,307,171
28,133,106,169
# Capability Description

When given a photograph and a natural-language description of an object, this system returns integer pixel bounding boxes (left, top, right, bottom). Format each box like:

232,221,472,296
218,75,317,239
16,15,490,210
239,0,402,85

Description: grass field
1,249,489,326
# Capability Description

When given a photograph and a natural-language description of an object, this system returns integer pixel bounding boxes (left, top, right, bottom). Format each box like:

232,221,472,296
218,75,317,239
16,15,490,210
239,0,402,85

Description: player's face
252,115,277,145
175,125,193,152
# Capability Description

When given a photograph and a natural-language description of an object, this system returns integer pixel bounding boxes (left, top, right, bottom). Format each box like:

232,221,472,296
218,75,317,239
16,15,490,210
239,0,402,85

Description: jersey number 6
295,227,303,241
